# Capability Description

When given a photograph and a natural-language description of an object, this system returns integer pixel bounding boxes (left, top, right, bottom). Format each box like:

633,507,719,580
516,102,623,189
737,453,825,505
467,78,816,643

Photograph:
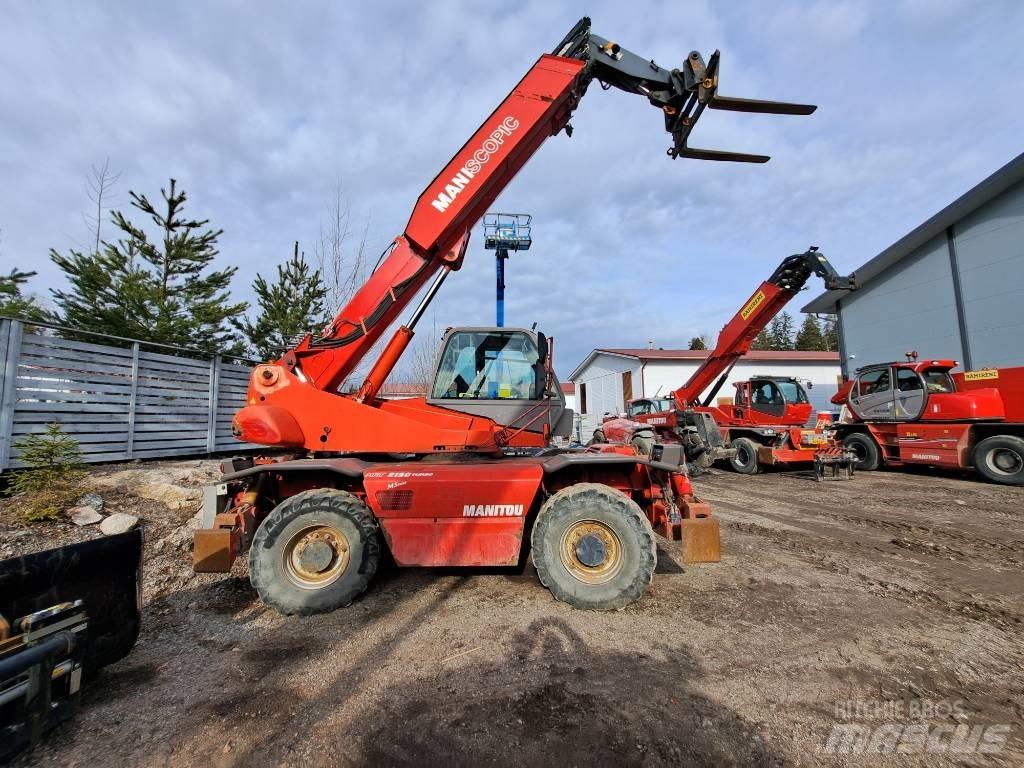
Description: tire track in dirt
714,500,1024,631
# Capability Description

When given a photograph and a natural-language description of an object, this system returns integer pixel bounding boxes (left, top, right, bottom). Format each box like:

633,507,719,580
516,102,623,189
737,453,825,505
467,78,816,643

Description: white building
568,348,842,439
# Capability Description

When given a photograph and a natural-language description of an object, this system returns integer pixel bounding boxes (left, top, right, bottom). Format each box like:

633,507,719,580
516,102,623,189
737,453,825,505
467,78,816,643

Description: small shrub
7,423,86,523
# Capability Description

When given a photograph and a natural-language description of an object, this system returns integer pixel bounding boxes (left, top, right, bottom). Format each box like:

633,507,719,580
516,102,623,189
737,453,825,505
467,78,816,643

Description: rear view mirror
806,381,814,390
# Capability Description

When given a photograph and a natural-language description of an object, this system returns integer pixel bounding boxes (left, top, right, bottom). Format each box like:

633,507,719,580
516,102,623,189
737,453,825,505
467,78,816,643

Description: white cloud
1,0,1022,379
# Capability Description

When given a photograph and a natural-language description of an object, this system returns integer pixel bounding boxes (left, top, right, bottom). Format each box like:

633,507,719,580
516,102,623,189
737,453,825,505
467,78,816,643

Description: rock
70,507,104,526
76,492,105,513
134,481,201,511
101,513,139,535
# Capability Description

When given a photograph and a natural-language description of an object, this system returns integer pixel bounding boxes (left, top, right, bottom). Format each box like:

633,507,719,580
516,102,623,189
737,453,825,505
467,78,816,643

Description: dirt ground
4,460,1023,767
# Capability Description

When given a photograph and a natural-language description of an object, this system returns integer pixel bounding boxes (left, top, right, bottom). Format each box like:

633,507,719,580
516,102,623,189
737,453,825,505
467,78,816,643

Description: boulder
70,507,104,526
76,492,105,513
100,513,139,536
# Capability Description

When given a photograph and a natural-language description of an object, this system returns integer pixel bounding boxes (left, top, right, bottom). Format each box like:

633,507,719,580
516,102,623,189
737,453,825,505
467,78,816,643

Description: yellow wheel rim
559,520,623,585
282,524,351,590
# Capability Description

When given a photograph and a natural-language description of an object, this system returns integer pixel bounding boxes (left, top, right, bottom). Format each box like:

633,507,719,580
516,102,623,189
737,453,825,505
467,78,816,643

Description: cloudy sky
2,0,1022,379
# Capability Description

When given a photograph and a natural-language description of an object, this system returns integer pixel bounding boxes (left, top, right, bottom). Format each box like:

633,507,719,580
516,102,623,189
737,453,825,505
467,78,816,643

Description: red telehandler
599,248,856,474
192,18,816,614
830,355,1024,485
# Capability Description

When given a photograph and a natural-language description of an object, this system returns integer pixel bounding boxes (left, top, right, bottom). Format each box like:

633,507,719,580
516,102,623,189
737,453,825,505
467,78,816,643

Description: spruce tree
687,335,708,350
50,178,247,353
0,267,47,322
750,329,772,351
795,314,826,351
235,242,329,360
822,315,840,351
766,312,796,350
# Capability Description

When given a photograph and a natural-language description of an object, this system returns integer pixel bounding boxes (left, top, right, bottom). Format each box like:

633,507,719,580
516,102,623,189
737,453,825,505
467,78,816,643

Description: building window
621,371,633,410
579,383,587,415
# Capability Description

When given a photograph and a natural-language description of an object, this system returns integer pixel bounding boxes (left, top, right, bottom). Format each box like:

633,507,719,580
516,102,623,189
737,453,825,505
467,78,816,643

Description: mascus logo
463,504,524,517
431,116,520,213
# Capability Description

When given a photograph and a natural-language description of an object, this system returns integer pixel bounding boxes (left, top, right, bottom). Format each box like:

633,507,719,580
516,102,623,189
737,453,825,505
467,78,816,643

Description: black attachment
768,247,857,293
554,18,816,162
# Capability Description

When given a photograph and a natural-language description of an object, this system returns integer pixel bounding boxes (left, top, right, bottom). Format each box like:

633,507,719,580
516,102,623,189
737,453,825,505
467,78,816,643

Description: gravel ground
4,460,1023,767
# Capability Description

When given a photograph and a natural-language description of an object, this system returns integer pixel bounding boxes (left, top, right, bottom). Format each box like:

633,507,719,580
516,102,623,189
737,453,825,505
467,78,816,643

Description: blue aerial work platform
482,213,532,327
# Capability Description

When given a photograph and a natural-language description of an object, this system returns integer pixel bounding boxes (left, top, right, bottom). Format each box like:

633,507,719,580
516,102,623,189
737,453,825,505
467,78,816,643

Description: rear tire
843,432,881,471
589,429,607,445
250,489,381,616
972,435,1024,486
531,483,656,610
729,437,762,475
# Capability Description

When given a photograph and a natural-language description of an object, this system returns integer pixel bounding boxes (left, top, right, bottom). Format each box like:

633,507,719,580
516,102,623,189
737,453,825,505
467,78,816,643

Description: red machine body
193,17,818,613
600,249,854,473
831,358,1024,485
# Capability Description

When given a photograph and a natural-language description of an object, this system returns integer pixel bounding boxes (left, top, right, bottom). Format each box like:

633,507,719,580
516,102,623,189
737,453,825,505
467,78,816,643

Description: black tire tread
531,482,656,611
972,434,1024,486
843,432,881,472
249,488,381,616
729,437,762,475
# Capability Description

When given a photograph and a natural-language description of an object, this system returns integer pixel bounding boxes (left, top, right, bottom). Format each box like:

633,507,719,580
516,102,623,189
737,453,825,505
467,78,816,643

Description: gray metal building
804,152,1024,377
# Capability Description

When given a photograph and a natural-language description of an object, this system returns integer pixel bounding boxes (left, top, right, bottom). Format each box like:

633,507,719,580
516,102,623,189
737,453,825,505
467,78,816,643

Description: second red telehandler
600,248,856,474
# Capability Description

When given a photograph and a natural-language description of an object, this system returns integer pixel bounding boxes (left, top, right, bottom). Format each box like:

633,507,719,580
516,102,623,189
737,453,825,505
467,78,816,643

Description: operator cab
732,376,811,422
846,360,1002,422
427,327,573,437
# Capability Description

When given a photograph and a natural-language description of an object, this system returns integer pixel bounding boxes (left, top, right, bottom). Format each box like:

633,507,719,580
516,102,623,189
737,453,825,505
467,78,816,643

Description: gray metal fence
0,318,259,471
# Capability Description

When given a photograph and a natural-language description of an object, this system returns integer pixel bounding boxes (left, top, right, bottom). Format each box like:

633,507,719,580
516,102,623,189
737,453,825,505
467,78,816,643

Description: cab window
856,369,890,397
752,381,784,405
922,369,954,394
431,331,541,400
896,369,923,392
734,385,748,407
776,380,809,403
629,400,654,417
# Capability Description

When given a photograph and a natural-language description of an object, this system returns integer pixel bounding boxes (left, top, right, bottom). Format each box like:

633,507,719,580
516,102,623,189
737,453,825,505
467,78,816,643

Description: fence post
126,342,140,459
0,319,24,471
207,354,221,453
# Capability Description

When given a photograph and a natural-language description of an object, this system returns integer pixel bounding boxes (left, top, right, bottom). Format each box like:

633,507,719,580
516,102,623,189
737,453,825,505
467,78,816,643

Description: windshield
775,380,809,404
431,331,541,400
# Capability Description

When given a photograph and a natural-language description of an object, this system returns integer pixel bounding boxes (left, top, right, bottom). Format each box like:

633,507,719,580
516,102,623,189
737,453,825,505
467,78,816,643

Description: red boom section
674,280,792,409
286,55,586,393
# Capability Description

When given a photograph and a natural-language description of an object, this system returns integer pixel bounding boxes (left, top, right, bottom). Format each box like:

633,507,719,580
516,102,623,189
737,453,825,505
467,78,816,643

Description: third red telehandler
831,354,1024,485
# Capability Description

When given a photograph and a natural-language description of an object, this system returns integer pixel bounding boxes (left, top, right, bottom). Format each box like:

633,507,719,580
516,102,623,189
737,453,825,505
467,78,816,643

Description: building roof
560,382,575,395
803,151,1024,314
569,348,839,380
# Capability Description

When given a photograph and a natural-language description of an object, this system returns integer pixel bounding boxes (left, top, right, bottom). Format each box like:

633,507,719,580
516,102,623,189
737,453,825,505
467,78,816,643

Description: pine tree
235,242,329,360
795,314,826,351
50,178,247,353
0,267,47,322
822,315,839,352
750,329,772,351
687,335,708,350
766,312,796,350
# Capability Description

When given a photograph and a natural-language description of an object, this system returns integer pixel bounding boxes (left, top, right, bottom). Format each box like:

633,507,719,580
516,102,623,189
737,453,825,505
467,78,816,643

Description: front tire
729,437,762,475
972,435,1024,486
531,483,656,610
250,489,381,616
843,432,881,471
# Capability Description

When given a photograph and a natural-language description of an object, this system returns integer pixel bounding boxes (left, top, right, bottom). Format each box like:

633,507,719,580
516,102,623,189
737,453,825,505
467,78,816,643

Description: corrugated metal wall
0,319,258,470
954,181,1024,368
837,179,1024,374
838,232,963,370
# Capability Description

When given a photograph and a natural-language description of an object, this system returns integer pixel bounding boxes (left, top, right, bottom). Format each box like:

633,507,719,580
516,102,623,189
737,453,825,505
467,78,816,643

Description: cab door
849,367,895,421
894,368,926,420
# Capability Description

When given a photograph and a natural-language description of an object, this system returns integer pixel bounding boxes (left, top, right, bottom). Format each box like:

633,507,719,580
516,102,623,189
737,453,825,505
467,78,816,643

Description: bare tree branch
83,157,121,255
